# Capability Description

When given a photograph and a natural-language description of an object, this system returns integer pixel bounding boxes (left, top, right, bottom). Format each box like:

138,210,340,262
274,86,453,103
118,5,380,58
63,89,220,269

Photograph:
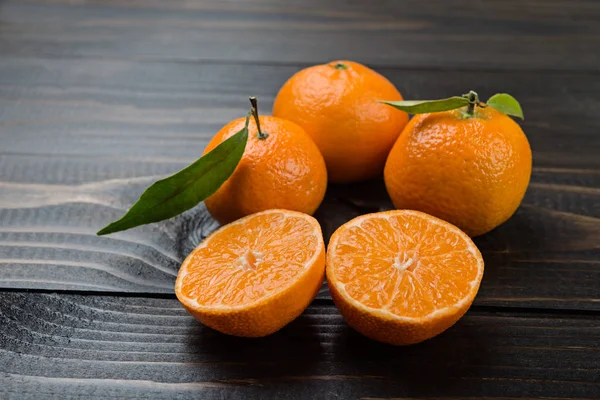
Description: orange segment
175,209,325,337
326,210,484,345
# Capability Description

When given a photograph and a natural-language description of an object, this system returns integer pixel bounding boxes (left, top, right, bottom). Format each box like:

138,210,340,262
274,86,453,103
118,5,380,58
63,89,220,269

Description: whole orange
384,107,532,237
273,60,408,183
204,116,327,225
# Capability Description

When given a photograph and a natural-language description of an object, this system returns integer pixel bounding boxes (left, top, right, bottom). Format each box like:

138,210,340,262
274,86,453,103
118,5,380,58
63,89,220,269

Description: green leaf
381,96,470,114
486,93,524,119
97,115,250,236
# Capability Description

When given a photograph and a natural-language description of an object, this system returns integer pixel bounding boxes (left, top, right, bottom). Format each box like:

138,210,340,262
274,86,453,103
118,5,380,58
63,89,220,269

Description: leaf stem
465,90,479,116
249,96,269,140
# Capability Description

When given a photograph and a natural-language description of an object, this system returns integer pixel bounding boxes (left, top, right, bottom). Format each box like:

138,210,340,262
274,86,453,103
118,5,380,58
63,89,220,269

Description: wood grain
1,0,599,71
1,58,599,167
0,293,599,399
0,167,599,309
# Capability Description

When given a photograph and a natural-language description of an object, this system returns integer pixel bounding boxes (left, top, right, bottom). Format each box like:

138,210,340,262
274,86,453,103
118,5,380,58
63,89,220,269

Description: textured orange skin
180,244,325,338
384,107,532,237
273,60,408,183
176,210,326,338
204,116,327,225
326,210,484,345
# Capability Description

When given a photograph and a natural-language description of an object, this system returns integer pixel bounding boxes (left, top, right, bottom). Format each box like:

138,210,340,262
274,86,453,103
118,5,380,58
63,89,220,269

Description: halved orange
175,209,325,337
326,210,484,345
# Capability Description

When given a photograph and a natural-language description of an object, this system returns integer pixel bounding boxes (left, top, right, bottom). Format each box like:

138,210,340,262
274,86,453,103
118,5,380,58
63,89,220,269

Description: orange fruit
384,106,532,237
204,115,327,225
326,210,484,345
273,60,408,183
175,209,325,337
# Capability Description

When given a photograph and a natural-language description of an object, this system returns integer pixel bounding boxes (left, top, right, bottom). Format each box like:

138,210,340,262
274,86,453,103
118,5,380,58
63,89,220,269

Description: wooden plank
0,166,599,308
0,0,599,71
0,293,598,399
0,154,187,185
1,58,599,168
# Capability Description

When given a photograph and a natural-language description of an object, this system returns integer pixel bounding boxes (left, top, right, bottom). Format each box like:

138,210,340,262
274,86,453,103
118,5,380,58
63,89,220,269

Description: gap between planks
3,53,600,75
0,288,598,318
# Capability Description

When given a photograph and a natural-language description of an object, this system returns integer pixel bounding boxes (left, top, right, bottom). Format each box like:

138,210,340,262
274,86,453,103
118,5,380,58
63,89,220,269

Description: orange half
326,210,484,345
175,209,325,337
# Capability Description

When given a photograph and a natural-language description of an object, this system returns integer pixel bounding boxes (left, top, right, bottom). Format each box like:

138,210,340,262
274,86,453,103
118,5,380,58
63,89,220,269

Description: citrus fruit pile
102,60,531,345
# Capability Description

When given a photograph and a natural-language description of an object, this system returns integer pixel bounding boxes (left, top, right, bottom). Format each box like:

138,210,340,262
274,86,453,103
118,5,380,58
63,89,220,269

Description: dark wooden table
1,1,599,398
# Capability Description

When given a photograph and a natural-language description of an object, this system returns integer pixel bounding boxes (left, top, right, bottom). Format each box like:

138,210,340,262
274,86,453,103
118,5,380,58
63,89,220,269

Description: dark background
0,1,599,399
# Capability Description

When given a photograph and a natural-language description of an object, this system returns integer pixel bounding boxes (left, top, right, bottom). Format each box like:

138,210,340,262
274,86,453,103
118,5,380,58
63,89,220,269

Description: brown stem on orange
249,96,269,140
465,90,479,116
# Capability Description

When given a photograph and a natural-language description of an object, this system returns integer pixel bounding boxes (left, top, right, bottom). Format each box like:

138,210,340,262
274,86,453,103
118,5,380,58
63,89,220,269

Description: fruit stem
333,62,348,70
249,96,269,140
465,90,479,116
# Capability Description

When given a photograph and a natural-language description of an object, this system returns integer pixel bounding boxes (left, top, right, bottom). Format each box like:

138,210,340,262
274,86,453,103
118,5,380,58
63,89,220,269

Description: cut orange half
326,210,484,345
175,209,325,337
